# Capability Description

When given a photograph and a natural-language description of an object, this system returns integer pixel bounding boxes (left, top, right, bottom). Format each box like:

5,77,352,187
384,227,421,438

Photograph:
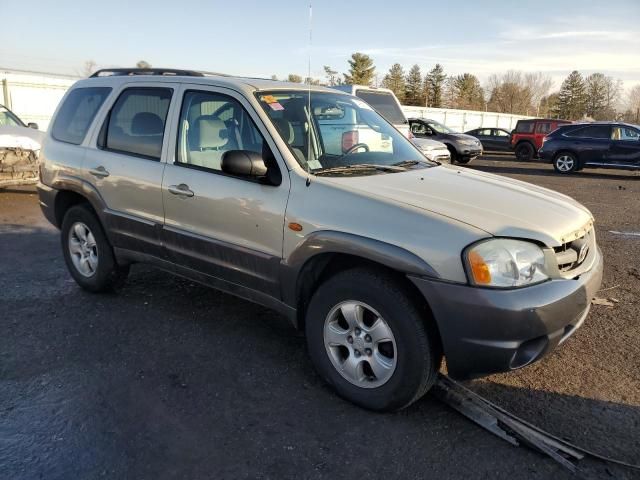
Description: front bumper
409,248,603,379
459,147,482,159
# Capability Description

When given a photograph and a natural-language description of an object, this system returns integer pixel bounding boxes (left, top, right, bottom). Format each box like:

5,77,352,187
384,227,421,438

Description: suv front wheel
61,204,129,292
305,268,441,411
553,152,579,174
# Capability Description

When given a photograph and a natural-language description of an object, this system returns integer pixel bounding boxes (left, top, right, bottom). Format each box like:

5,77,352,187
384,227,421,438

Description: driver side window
177,91,265,172
411,122,427,135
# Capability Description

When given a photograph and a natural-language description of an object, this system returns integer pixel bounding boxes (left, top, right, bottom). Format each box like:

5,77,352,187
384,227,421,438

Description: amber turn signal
468,250,491,285
288,222,303,232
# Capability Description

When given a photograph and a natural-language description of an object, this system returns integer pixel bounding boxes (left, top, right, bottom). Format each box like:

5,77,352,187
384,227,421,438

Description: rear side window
515,121,534,133
354,90,406,125
51,87,111,144
565,125,611,139
101,87,172,159
536,122,552,134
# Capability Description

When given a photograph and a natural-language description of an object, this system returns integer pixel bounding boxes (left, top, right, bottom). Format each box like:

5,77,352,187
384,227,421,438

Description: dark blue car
539,122,640,174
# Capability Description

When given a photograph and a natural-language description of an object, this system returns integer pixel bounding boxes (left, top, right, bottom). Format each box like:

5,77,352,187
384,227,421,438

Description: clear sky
2,0,639,91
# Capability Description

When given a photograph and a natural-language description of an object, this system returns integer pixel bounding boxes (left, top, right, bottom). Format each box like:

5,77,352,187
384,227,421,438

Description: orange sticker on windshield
262,95,277,104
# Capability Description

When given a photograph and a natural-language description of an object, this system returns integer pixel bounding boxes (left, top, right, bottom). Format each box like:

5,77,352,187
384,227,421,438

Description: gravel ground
1,156,639,479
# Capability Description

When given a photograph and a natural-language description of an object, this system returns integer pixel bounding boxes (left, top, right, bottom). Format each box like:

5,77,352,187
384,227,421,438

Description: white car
411,137,451,163
0,105,44,187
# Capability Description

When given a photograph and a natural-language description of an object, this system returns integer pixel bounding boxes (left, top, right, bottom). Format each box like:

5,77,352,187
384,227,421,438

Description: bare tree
624,85,640,123
78,60,97,77
525,72,553,116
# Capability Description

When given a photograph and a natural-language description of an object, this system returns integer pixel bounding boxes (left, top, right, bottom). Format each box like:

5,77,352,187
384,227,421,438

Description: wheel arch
281,231,440,332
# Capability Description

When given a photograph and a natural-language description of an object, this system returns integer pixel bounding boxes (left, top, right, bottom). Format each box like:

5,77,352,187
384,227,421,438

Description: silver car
38,68,602,411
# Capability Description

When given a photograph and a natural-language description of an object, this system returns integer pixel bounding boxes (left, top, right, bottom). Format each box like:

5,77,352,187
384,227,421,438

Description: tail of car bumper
409,248,603,379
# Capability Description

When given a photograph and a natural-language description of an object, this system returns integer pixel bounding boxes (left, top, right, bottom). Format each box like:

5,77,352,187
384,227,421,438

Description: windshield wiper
392,159,433,168
313,163,406,176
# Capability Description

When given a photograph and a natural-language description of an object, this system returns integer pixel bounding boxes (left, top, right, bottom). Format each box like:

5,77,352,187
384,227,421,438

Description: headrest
131,112,164,135
193,116,228,149
273,118,294,144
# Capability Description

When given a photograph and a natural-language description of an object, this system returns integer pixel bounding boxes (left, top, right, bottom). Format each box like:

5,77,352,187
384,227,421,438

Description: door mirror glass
27,122,39,130
221,150,268,178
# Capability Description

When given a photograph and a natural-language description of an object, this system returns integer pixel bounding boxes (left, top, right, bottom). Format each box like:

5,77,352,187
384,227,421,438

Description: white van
331,85,410,138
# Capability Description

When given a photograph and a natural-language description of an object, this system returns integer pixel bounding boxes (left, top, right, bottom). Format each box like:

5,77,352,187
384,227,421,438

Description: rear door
534,121,553,150
86,82,178,257
160,84,290,298
609,125,640,166
563,125,612,164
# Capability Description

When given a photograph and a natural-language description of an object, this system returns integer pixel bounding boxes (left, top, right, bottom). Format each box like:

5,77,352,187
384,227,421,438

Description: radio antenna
306,1,312,186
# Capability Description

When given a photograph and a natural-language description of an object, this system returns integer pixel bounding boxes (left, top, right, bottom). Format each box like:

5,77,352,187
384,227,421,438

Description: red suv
511,118,571,161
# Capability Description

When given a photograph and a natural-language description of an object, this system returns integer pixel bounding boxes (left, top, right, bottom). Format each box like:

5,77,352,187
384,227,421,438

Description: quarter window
51,87,111,145
515,121,534,133
102,88,172,159
177,91,265,172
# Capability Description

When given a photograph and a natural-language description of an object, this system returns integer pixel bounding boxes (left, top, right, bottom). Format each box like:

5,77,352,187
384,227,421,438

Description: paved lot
1,156,639,479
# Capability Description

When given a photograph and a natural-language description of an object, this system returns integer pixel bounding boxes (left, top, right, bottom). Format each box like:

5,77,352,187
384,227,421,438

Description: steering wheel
343,143,370,156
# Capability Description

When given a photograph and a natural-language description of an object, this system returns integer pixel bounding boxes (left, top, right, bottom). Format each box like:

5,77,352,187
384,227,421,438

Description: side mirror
27,122,39,130
221,150,268,179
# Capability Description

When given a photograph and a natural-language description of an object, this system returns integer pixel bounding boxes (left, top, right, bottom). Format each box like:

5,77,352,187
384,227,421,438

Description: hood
411,138,448,149
0,125,44,151
325,165,593,247
446,132,478,142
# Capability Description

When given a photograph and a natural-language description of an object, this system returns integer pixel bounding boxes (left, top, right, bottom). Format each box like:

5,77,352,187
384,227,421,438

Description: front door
84,83,178,257
609,125,640,166
161,85,290,298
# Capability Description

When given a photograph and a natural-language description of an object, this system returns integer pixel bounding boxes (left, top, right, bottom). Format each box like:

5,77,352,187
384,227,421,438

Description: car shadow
469,163,639,181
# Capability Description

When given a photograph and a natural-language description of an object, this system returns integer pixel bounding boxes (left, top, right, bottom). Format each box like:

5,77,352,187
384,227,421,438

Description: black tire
446,145,458,163
553,152,579,174
61,204,129,292
515,142,535,161
456,156,472,164
305,268,441,411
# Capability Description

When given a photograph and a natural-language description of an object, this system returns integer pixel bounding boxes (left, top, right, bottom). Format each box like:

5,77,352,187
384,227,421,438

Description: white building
1,68,79,131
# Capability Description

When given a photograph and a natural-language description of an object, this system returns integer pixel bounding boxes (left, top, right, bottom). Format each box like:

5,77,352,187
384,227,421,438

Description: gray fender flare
280,230,439,308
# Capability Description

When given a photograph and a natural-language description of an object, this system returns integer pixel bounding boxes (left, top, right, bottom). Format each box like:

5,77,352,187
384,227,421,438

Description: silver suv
38,68,603,411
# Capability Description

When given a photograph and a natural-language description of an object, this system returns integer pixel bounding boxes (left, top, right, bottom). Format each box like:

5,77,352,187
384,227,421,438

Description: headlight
460,139,478,147
465,239,549,288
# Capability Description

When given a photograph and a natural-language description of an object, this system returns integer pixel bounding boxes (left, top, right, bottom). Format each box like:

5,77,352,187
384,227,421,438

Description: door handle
168,184,194,198
89,166,110,178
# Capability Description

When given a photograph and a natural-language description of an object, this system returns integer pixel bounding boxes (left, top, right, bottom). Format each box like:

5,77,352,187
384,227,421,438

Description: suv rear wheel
305,268,440,411
515,142,535,161
553,152,579,174
61,204,129,292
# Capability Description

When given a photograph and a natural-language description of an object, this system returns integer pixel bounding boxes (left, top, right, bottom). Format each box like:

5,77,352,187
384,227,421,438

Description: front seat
272,117,306,165
188,116,231,170
130,112,165,157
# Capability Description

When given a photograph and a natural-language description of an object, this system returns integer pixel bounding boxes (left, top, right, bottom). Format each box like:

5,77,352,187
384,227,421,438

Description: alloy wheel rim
556,155,574,172
68,222,98,277
323,301,397,388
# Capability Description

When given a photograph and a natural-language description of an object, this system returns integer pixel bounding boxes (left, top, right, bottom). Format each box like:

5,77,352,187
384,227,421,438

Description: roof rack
90,68,204,78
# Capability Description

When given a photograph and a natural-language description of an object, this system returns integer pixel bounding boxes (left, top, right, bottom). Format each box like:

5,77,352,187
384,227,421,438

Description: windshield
353,90,406,125
257,91,433,176
427,120,456,134
0,106,25,127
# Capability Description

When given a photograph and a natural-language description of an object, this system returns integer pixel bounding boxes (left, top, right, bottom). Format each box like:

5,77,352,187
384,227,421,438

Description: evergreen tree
555,71,586,120
287,74,303,83
404,65,424,106
381,63,406,103
584,73,608,119
344,52,375,86
424,64,447,107
450,73,484,110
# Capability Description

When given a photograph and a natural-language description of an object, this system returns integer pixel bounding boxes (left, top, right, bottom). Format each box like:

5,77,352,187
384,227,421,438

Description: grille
553,227,595,273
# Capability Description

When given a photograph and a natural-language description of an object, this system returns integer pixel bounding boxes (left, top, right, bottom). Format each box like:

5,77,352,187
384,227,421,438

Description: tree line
277,53,639,123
